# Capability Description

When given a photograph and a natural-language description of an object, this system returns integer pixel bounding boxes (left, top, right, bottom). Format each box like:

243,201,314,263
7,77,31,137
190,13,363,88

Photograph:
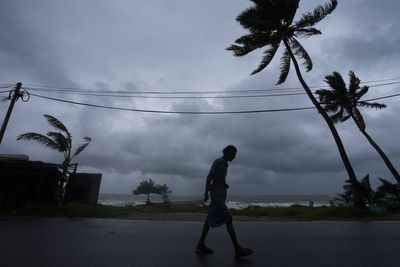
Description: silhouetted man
196,145,253,257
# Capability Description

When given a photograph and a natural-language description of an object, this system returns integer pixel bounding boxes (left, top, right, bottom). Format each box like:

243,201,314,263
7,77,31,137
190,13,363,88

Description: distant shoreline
1,202,398,221
98,193,339,209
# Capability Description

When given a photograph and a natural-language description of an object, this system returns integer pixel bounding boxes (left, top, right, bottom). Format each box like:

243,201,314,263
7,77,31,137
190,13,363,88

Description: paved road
0,218,399,267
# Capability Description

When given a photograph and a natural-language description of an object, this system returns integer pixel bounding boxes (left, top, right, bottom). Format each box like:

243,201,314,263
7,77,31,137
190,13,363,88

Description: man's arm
204,174,213,202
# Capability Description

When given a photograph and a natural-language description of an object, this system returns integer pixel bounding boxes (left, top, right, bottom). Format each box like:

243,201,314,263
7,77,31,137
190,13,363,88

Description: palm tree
227,0,364,207
315,71,400,184
17,114,91,173
133,179,159,204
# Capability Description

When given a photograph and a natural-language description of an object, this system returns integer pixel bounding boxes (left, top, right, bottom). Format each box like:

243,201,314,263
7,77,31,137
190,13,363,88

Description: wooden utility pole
0,82,23,146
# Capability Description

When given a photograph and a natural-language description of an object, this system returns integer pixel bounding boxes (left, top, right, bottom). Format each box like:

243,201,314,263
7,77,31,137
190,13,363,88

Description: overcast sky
1,0,399,196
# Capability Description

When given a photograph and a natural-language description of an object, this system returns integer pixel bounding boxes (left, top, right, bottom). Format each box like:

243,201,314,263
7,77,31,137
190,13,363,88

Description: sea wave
98,194,335,209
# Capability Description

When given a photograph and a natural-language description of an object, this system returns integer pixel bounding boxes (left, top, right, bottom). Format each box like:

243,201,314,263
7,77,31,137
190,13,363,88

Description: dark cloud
1,0,399,195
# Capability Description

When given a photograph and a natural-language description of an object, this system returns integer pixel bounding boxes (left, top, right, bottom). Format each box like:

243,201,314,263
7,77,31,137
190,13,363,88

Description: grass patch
0,202,394,221
231,205,386,220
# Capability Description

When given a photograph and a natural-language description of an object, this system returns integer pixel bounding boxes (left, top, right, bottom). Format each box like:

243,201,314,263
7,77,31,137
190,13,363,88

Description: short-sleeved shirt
208,156,229,184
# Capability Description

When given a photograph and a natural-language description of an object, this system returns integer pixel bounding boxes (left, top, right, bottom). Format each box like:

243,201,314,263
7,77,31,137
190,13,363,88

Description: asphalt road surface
0,218,399,267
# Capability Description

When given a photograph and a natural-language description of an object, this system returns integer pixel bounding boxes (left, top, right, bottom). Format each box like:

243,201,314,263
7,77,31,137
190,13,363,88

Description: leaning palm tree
315,71,400,184
227,0,364,207
17,114,91,173
17,115,91,202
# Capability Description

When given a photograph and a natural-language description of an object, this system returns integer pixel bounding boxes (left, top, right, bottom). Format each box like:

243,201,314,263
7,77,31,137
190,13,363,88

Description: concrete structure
65,173,102,204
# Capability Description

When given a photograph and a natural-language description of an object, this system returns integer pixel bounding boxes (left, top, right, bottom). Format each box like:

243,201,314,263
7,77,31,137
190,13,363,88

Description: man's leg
196,219,214,254
198,219,210,246
226,216,253,257
226,216,240,250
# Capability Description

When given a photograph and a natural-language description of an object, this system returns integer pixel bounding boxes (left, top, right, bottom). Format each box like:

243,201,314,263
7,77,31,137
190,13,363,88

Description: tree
316,71,400,184
133,179,158,204
157,184,172,203
227,0,364,208
376,178,400,210
336,174,379,207
17,114,91,203
17,114,91,173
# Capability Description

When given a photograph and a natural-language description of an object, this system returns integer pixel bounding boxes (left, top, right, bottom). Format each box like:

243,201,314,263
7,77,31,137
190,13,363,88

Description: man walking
196,145,253,257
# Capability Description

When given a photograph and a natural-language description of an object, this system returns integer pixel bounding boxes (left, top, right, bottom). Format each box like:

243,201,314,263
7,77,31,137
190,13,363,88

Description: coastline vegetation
0,202,396,221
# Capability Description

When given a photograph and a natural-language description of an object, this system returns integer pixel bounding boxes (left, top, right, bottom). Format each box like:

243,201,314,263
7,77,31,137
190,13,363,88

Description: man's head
223,145,237,162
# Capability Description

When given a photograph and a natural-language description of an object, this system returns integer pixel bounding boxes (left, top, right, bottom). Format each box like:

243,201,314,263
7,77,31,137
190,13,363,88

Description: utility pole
0,82,24,146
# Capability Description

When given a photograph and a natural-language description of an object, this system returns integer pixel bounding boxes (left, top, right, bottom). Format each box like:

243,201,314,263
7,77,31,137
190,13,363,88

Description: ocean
98,194,338,209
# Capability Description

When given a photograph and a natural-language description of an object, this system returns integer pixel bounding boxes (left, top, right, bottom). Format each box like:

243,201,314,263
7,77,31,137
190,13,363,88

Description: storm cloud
1,0,399,195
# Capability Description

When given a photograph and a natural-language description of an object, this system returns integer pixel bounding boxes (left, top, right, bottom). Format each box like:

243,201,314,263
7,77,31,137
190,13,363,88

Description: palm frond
329,108,344,124
71,136,92,159
236,5,278,34
361,174,372,192
226,45,247,57
47,131,70,152
324,72,347,94
352,108,366,131
250,44,280,75
281,0,300,25
227,32,271,56
44,115,71,138
348,71,361,96
325,103,340,113
315,89,335,102
358,101,387,110
276,48,291,85
340,114,351,123
316,89,341,112
17,132,61,151
237,0,299,32
355,86,369,99
294,28,322,38
294,0,337,28
289,38,312,71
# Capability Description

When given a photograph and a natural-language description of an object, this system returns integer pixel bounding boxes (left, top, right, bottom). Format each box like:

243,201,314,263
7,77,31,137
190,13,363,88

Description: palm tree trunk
351,116,400,184
283,40,364,208
147,194,150,204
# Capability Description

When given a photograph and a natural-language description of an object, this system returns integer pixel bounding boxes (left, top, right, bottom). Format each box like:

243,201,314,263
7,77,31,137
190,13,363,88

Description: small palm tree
17,114,91,173
133,179,159,204
316,71,400,184
228,0,363,207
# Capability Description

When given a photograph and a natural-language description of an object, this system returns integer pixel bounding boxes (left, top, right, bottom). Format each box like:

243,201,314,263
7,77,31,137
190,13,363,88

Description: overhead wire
1,77,400,114
21,80,400,100
25,89,306,99
29,93,315,114
22,76,400,95
28,91,400,115
25,86,305,94
364,93,400,102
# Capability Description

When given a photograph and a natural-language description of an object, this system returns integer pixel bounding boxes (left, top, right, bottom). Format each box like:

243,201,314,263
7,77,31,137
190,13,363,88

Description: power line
364,93,400,102
25,86,305,94
26,88,306,99
22,76,400,95
30,93,316,114
22,80,400,100
366,82,400,88
29,91,400,115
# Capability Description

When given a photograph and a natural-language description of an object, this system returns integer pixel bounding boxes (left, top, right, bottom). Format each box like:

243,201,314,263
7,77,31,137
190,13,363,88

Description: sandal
235,247,253,257
195,245,214,254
